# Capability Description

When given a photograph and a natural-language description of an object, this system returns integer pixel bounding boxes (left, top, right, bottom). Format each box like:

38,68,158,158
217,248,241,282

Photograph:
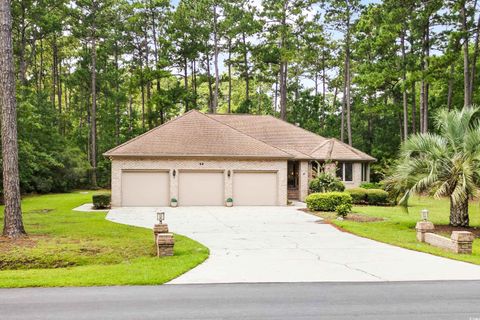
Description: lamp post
421,209,429,221
157,211,165,225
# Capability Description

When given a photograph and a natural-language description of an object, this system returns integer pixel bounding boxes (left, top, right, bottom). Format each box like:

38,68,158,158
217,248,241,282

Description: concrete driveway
107,205,480,283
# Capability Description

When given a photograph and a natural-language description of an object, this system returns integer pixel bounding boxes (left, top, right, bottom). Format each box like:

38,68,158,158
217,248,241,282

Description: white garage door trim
233,170,278,206
121,170,170,207
178,170,225,206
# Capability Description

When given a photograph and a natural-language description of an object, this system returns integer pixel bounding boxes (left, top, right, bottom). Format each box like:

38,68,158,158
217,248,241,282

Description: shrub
359,182,383,189
335,203,352,218
305,192,352,211
92,193,111,209
226,198,233,203
309,172,345,193
171,198,177,203
366,189,389,205
346,188,368,204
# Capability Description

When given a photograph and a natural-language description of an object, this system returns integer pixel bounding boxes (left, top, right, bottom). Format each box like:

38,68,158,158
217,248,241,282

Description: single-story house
104,110,375,207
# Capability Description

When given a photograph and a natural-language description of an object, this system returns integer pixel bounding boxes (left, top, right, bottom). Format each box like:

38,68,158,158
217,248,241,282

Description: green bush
346,188,368,204
359,182,383,189
309,172,345,193
366,189,389,205
335,203,352,218
305,192,352,211
92,194,111,209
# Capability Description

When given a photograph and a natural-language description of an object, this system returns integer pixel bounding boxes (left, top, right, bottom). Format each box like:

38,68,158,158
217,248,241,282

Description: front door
287,161,299,200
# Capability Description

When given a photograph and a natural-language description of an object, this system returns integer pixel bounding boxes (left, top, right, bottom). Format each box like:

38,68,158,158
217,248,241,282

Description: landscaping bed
307,196,480,265
300,209,383,222
0,191,209,287
433,225,480,238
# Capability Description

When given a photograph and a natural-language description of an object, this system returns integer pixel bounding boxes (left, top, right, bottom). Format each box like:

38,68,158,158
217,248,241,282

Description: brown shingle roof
104,110,292,159
105,110,375,161
209,114,376,161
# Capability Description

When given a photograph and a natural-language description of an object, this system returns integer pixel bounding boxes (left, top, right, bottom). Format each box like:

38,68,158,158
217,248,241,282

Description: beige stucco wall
110,158,288,207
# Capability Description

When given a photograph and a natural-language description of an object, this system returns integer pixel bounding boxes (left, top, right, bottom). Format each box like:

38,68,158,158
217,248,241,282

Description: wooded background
9,0,480,193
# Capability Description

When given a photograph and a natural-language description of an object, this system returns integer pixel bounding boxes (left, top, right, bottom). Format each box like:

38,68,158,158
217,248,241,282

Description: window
344,163,353,182
336,162,353,182
336,163,343,180
361,163,369,182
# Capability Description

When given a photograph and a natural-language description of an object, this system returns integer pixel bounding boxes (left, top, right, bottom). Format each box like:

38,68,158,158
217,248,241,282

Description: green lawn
318,196,480,265
0,191,209,288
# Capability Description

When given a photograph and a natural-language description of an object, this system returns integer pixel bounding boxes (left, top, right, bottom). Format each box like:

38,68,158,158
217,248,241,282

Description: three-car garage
117,166,282,207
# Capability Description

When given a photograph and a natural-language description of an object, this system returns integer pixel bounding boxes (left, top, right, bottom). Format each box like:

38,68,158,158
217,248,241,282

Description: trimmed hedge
366,189,389,205
345,188,389,205
305,192,352,212
346,188,368,204
359,182,383,189
92,193,111,209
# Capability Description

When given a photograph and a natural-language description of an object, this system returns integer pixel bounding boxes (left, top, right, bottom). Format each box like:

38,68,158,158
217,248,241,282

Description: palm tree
386,107,480,227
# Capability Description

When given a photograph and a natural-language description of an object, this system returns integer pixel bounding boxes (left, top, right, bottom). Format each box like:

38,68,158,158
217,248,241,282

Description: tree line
6,0,480,194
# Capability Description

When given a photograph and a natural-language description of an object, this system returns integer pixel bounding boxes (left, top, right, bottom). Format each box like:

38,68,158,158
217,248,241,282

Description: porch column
299,161,309,201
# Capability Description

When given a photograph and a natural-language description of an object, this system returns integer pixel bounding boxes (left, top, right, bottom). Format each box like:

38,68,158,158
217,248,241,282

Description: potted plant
170,198,178,207
226,198,233,207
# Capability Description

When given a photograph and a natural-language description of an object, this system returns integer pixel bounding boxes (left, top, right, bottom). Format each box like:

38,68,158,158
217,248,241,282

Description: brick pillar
415,221,434,242
153,224,169,241
451,231,474,254
157,233,175,257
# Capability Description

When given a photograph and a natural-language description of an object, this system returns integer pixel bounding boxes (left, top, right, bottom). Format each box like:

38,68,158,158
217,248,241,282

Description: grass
312,196,480,265
0,191,209,288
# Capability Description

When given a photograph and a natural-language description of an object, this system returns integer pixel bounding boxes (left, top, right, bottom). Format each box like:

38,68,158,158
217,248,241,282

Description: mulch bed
432,225,480,238
299,208,384,223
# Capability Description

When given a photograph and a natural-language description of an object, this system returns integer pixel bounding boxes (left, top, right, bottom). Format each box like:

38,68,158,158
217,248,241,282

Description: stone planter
171,201,178,207
226,201,233,207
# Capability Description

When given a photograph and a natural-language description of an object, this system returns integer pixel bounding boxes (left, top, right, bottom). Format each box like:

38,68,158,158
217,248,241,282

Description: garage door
233,172,277,206
121,171,169,206
178,171,224,206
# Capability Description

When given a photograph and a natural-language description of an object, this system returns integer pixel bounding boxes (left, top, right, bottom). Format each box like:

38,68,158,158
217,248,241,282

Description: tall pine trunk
242,32,250,101
411,82,416,133
0,0,26,238
345,49,352,145
90,12,98,188
470,11,480,101
206,53,214,113
227,39,232,113
279,61,287,120
184,57,189,111
212,4,219,113
279,6,287,120
401,30,408,140
460,1,471,107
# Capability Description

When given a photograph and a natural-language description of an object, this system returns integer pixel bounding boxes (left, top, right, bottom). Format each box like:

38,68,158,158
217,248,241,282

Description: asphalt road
1,281,480,320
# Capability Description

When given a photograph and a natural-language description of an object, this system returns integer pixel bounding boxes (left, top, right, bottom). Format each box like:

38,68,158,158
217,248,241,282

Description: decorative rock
157,233,175,257
415,221,435,242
